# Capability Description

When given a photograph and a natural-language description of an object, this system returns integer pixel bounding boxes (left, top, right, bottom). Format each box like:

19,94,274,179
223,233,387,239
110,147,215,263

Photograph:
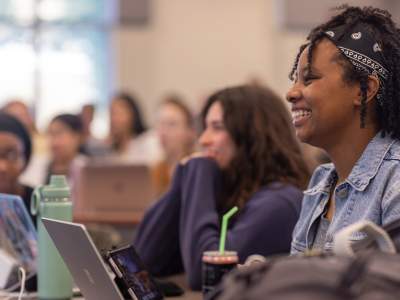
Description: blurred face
199,101,236,169
156,103,194,157
286,39,360,149
81,105,94,132
3,102,33,131
48,120,81,162
0,132,25,193
110,99,134,137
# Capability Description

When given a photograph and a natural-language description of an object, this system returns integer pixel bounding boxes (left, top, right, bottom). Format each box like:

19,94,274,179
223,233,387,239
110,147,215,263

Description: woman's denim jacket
291,133,400,254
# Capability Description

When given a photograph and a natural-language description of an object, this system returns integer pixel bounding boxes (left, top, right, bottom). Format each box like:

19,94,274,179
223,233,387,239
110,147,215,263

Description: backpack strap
337,254,369,296
333,221,396,256
383,218,400,241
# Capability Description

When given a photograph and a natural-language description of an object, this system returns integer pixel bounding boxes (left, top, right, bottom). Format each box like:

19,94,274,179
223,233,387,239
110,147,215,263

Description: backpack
209,219,400,300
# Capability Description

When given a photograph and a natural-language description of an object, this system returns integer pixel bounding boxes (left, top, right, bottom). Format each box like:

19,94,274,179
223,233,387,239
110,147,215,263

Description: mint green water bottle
31,175,73,300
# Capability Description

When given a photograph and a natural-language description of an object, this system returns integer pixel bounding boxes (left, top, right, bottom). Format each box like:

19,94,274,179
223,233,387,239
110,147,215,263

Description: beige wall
113,0,306,123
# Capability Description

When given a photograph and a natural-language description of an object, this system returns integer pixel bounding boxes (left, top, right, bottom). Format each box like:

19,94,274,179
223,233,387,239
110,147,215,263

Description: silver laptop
73,163,155,224
42,218,124,300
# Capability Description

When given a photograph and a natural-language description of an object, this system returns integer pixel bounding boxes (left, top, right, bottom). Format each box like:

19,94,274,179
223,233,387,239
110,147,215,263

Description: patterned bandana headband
323,22,390,104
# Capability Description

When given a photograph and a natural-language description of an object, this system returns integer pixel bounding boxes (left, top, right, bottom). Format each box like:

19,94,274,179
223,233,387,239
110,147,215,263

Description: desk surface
165,274,202,300
7,274,202,300
7,291,201,300
6,295,200,300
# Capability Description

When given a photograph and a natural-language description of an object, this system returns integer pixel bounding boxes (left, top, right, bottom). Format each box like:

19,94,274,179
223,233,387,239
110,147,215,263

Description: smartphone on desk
107,245,164,300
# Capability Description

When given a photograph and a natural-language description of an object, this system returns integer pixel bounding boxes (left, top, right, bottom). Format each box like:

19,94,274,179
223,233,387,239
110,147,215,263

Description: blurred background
1,0,399,137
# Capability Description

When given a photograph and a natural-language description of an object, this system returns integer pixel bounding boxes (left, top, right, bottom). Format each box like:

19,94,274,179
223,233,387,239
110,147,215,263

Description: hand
180,152,206,165
234,255,268,270
243,254,267,266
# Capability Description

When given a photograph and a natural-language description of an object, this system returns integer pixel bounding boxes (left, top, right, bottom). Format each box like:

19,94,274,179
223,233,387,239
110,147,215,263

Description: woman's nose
199,130,211,147
0,159,8,172
286,83,302,104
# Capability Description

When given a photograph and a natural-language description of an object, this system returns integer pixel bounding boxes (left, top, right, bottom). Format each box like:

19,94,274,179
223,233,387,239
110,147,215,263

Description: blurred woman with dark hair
135,84,310,289
2,99,49,187
109,92,162,164
0,112,35,224
45,114,85,184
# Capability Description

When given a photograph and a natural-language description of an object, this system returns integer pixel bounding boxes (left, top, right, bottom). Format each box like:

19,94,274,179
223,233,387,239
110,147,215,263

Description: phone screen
109,246,163,300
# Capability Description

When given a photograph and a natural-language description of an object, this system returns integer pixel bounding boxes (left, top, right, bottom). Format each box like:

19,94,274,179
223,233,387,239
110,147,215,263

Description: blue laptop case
0,193,37,289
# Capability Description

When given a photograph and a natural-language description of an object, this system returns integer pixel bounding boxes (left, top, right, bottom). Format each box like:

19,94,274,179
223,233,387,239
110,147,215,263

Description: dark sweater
134,158,302,290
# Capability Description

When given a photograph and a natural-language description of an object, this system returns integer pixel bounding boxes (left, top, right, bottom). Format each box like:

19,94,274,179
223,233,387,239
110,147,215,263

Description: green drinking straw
219,206,239,253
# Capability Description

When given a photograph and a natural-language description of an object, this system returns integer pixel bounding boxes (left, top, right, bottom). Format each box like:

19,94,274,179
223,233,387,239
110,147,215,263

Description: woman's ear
354,75,380,106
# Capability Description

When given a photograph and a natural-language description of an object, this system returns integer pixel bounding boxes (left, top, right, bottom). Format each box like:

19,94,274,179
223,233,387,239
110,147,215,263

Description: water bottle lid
41,175,70,198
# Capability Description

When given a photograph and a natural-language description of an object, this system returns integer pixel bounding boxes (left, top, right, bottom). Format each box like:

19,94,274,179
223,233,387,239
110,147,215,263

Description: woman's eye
304,75,317,85
212,124,225,131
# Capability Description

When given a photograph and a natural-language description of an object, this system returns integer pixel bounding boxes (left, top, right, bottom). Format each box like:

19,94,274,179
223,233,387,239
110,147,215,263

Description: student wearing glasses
0,112,34,226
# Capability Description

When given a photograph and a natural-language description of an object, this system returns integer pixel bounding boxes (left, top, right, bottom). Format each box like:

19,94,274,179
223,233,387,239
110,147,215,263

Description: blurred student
78,103,108,156
2,99,48,187
2,99,47,154
80,103,95,142
152,95,196,195
45,114,86,184
134,85,310,289
0,112,35,225
108,92,162,165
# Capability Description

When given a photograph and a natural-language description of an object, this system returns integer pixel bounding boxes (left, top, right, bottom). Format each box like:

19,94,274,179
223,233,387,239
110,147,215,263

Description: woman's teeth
292,109,311,120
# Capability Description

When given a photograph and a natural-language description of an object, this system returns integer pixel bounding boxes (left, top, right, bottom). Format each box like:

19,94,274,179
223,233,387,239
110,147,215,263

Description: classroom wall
113,0,306,123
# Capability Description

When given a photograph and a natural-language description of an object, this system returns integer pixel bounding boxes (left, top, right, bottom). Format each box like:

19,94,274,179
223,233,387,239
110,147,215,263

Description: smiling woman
199,101,236,170
287,5,400,254
134,84,310,290
287,39,362,148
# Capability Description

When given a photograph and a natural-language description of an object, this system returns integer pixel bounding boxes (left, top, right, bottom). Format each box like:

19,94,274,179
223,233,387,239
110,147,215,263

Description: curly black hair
289,5,400,138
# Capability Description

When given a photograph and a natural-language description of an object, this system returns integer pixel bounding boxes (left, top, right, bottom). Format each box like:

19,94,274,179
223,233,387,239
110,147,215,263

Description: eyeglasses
0,148,24,162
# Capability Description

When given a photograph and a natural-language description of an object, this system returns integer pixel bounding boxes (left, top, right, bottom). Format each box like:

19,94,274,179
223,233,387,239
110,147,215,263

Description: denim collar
347,132,395,191
304,132,395,195
304,165,336,195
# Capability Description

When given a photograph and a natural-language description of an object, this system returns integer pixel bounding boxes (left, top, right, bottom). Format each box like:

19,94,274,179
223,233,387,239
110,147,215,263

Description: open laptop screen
42,218,125,300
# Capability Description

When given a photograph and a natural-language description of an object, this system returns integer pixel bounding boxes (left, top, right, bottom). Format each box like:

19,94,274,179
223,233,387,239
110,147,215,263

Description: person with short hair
286,5,400,253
